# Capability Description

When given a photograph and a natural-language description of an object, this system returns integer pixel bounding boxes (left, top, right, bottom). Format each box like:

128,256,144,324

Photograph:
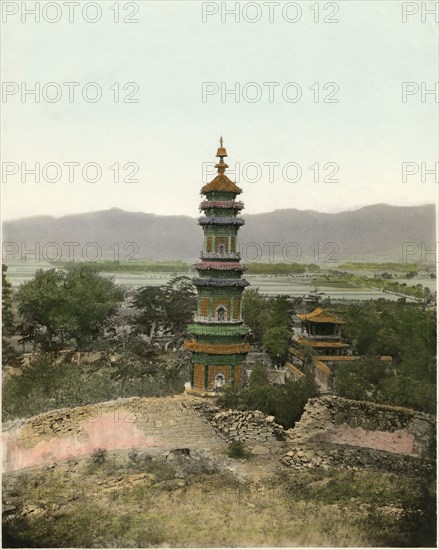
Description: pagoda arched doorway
214,373,226,390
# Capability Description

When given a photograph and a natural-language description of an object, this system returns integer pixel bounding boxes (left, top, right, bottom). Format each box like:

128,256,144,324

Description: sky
1,0,438,220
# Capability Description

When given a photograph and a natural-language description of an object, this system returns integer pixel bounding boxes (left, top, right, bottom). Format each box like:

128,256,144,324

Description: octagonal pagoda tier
184,139,250,396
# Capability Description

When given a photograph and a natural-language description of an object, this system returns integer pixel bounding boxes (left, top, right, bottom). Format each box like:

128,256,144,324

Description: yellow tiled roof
184,340,251,354
313,359,332,375
297,307,345,324
315,355,359,361
296,336,349,349
285,362,305,378
315,354,393,362
201,174,242,194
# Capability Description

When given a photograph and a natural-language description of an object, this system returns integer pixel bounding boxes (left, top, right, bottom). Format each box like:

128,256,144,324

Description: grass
3,453,435,548
279,468,436,547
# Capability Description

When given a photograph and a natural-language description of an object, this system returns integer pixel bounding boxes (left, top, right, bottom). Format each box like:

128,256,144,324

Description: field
6,261,434,300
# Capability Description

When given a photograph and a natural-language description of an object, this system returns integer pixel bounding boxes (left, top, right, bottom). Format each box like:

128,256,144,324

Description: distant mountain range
2,204,436,263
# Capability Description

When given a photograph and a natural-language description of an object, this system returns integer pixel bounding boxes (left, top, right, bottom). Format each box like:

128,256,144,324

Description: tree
133,276,196,342
295,343,317,372
249,362,269,387
260,295,292,364
269,296,292,329
16,266,123,351
2,265,14,333
162,276,196,335
63,266,124,347
262,326,291,366
133,286,165,343
2,264,20,365
335,357,387,401
17,269,67,351
242,288,270,342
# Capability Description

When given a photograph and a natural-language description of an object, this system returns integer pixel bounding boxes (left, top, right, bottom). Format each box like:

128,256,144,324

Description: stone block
251,445,270,455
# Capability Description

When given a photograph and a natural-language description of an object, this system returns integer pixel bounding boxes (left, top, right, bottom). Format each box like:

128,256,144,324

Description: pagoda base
191,362,243,393
184,387,221,398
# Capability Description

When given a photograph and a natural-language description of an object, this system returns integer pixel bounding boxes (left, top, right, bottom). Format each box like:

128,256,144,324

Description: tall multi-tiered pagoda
185,139,251,394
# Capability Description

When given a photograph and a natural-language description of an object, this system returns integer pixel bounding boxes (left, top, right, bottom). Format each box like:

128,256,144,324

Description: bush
219,372,318,429
2,353,187,421
225,441,251,459
91,448,108,464
249,363,269,387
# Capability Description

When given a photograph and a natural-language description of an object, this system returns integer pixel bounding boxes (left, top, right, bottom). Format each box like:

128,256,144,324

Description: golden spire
216,136,228,159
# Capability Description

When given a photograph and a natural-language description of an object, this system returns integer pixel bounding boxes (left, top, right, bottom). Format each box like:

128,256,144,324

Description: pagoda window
216,305,227,321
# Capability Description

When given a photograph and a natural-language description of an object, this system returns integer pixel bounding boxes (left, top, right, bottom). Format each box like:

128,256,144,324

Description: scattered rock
251,445,270,455
193,402,286,448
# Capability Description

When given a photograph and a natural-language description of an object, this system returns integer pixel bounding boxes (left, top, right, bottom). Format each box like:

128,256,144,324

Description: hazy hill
2,204,436,263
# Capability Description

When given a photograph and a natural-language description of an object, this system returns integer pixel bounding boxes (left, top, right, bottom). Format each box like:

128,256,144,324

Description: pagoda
184,139,251,394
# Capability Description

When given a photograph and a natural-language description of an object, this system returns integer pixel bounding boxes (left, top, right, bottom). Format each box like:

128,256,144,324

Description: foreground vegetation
2,353,187,422
3,451,435,547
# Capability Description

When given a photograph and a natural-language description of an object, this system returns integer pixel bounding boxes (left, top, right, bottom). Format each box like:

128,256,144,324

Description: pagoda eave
184,340,251,354
195,261,247,272
198,217,245,226
193,278,249,288
188,324,250,336
200,200,244,211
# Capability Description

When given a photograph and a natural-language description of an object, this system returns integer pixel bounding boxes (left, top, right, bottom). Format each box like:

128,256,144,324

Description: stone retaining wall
3,394,434,474
287,396,435,458
2,396,290,472
2,397,223,473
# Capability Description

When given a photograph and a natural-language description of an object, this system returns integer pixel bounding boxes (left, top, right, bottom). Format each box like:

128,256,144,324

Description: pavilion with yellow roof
286,307,391,390
295,307,349,356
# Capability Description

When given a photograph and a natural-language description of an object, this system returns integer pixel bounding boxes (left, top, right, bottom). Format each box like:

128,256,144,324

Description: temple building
295,307,349,356
288,307,391,390
184,139,251,395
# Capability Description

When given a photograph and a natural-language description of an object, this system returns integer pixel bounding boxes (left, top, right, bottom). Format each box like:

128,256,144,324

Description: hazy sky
2,0,438,220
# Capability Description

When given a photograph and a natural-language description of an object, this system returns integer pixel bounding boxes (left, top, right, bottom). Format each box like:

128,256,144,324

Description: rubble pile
281,444,434,474
191,401,286,452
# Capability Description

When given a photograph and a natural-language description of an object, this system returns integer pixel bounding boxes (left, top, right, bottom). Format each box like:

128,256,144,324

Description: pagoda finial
216,137,228,159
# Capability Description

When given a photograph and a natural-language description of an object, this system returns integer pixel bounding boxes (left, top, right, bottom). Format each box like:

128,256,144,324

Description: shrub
225,441,251,459
2,353,186,421
219,372,318,429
